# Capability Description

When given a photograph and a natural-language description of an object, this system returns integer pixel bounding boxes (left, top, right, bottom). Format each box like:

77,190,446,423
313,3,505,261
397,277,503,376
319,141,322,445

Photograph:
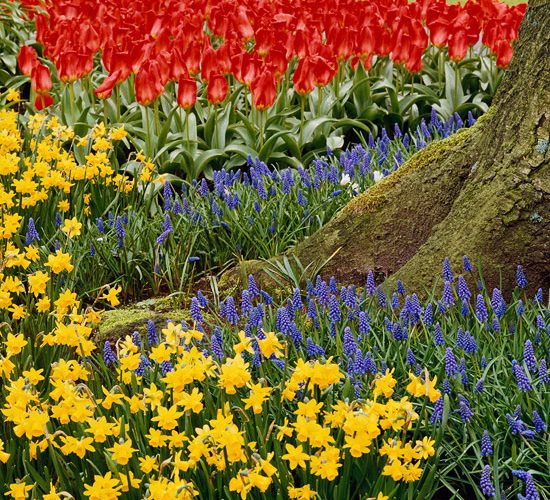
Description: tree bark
289,0,550,295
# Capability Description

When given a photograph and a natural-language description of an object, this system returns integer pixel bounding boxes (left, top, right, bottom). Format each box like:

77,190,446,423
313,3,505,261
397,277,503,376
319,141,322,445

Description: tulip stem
454,61,459,111
145,105,151,157
69,83,75,125
115,84,121,123
335,63,341,100
154,99,160,139
213,105,218,149
437,49,445,92
184,110,190,151
259,110,265,151
317,86,322,117
87,75,95,108
299,95,305,150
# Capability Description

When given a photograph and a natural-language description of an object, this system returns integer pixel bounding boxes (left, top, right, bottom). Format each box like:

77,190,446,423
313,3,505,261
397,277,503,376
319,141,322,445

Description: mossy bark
226,0,549,296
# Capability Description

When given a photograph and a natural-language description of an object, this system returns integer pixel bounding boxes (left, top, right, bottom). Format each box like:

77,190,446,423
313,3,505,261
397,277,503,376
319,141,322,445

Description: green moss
96,296,191,342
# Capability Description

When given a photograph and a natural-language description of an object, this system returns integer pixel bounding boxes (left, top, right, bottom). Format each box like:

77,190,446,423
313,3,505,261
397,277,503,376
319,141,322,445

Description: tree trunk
290,0,550,295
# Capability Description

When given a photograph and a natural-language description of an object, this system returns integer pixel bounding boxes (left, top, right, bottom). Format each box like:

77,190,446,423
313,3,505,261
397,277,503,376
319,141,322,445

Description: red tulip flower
95,70,122,99
236,6,254,41
177,74,197,109
184,42,202,76
35,93,54,110
201,44,218,83
232,52,261,87
252,71,277,110
207,74,228,104
493,40,514,68
170,47,187,81
31,63,52,94
18,46,38,76
311,55,338,87
293,57,316,95
57,51,92,83
135,61,165,106
266,48,288,79
356,26,376,62
216,43,232,75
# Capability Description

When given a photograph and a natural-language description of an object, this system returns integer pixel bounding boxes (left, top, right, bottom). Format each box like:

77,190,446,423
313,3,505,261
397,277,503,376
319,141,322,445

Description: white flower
340,173,351,186
373,171,384,183
372,170,384,182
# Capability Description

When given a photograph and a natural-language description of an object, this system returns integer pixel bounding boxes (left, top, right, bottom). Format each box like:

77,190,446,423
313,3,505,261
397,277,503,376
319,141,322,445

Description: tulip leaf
280,134,301,161
73,106,92,137
235,111,257,142
259,129,298,161
213,103,232,149
194,148,227,177
301,117,335,146
268,152,302,169
399,93,438,115
157,106,177,152
224,144,259,162
331,117,372,135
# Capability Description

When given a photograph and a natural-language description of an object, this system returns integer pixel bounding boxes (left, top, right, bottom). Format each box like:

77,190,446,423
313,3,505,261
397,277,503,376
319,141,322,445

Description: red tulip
184,42,202,76
18,46,38,76
170,47,187,81
156,50,172,85
236,6,254,41
135,61,164,105
375,26,393,57
448,31,469,62
356,26,376,60
493,40,514,68
328,26,355,61
293,57,316,95
429,21,450,47
311,56,337,87
232,52,261,87
34,93,54,110
207,74,228,104
251,71,277,110
216,43,232,76
57,51,91,83
266,49,288,79
405,44,424,73
15,0,528,114
177,74,197,109
95,70,122,99
31,63,52,94
103,48,133,82
291,28,309,59
201,44,217,83
255,27,274,57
